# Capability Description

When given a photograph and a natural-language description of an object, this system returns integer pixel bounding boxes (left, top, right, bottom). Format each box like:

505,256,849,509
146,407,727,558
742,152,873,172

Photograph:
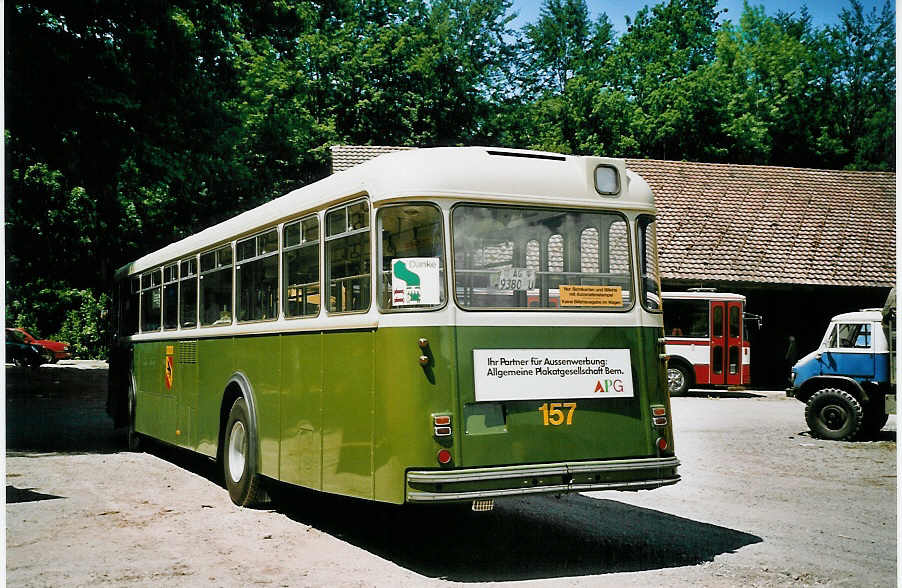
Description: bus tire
805,388,863,441
667,363,691,397
223,397,266,507
127,381,142,451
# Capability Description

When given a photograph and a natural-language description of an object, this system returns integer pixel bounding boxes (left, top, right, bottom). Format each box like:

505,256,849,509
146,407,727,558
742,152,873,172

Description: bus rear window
452,205,632,310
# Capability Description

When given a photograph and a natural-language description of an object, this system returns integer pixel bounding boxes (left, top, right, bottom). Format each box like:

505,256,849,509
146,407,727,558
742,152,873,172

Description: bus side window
637,215,661,311
125,277,140,335
377,204,445,311
284,216,320,318
236,229,279,322
326,200,371,313
140,269,162,332
200,245,233,326
664,299,708,338
179,258,198,328
163,264,179,330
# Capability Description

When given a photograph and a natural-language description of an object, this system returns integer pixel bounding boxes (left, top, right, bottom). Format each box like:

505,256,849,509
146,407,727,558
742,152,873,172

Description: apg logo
594,379,624,394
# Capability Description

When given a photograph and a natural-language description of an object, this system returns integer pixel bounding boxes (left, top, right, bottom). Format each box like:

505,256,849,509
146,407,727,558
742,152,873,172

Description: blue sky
508,0,894,33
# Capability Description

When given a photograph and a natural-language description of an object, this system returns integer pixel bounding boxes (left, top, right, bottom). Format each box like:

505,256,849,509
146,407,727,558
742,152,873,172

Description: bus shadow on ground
269,486,762,582
682,389,766,399
5,365,126,454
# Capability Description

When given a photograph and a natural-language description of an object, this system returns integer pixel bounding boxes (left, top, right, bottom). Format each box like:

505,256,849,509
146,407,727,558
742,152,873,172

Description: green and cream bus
107,147,679,509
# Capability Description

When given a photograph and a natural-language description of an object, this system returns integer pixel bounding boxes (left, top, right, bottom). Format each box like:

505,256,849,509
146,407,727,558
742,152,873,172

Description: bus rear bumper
405,456,680,503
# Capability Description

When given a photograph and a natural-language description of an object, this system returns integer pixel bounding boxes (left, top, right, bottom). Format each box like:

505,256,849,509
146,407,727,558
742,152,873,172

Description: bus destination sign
473,348,634,401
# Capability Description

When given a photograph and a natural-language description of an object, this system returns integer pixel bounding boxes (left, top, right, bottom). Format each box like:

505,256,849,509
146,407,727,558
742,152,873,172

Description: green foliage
52,290,111,360
5,284,109,359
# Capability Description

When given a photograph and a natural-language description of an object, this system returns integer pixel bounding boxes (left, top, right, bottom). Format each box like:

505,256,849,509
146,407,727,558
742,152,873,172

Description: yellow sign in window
559,285,623,307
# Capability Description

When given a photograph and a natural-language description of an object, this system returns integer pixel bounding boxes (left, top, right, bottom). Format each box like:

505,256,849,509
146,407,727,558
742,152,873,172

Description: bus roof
662,291,746,302
116,147,655,278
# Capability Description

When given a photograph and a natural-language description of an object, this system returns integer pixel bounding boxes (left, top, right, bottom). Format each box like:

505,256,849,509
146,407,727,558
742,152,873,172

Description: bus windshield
452,205,632,310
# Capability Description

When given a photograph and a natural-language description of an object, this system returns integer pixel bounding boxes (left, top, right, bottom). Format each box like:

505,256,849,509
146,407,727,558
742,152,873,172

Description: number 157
538,402,577,426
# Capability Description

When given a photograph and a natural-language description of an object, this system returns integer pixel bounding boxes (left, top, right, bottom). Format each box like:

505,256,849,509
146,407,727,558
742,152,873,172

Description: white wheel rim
668,368,685,393
228,421,247,484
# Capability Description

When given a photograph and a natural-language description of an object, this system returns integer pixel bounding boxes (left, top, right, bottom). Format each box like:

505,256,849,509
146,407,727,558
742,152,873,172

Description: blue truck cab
787,303,895,440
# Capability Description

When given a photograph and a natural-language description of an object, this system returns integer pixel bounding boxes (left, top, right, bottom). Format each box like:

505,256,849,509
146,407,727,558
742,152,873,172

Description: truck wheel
668,364,691,397
223,397,266,507
805,388,863,441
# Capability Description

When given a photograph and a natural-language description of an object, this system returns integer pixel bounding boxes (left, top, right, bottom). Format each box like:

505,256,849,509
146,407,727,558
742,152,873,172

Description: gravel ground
5,362,897,586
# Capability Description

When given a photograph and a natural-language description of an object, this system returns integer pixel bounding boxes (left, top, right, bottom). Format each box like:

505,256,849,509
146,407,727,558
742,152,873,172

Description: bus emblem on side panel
165,355,174,390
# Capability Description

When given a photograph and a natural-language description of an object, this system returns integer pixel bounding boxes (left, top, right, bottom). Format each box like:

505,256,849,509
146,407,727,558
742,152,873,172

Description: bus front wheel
223,397,266,507
667,364,691,397
805,388,863,441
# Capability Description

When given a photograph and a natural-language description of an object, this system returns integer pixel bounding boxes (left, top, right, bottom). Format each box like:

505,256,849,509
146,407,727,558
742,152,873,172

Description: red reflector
657,437,668,451
437,449,452,464
434,426,452,436
434,415,451,426
653,416,668,426
652,407,666,417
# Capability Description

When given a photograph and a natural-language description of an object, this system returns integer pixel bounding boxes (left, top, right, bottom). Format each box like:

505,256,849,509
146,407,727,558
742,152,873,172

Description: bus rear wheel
805,388,863,441
223,397,266,507
667,364,691,397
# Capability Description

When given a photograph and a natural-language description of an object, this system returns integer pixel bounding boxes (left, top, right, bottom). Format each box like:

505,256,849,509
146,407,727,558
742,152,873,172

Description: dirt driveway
6,362,897,586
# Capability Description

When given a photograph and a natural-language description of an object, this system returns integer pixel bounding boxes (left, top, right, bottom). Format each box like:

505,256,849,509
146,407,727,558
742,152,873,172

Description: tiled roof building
330,145,415,174
331,145,896,289
626,159,895,288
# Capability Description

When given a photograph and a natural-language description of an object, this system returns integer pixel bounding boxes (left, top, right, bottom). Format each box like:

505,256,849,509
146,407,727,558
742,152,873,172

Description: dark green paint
130,324,671,504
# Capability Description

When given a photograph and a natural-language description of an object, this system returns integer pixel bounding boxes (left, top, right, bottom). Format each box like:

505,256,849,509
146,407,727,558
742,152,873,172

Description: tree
522,0,592,95
515,0,622,154
5,1,253,352
708,3,816,164
610,0,724,160
824,0,895,169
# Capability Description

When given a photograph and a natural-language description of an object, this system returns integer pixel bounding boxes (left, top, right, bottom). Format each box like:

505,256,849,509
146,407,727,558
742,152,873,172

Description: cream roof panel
119,147,654,277
352,147,653,208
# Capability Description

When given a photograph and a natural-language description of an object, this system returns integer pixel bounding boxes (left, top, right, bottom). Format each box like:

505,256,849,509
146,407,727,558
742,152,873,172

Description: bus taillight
651,406,668,426
437,449,452,465
433,415,452,436
656,437,668,451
